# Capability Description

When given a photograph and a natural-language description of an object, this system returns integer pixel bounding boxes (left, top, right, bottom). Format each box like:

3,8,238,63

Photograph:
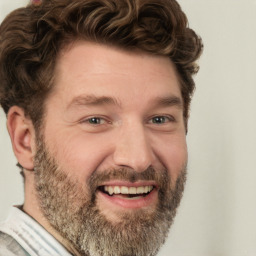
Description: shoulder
0,231,30,256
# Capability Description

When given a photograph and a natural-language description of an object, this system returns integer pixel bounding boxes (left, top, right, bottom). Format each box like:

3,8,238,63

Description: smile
97,182,158,208
100,185,154,198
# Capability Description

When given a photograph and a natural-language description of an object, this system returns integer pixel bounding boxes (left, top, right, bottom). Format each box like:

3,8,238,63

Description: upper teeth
104,185,154,195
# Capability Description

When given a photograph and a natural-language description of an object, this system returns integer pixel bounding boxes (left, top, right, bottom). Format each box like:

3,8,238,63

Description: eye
87,117,104,125
78,116,112,132
80,116,110,126
150,116,174,124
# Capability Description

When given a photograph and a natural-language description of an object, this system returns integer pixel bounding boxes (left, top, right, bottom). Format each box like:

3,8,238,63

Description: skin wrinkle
0,0,203,125
67,94,183,111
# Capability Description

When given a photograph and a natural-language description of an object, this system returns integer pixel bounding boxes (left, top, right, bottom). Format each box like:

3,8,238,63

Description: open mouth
98,185,155,199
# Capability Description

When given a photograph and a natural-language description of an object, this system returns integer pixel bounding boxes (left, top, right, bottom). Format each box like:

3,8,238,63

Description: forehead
51,41,182,107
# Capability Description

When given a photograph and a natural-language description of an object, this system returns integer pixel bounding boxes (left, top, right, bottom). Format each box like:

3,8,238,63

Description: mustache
88,166,170,192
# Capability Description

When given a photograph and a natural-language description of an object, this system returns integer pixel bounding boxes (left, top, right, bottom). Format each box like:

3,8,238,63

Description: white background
1,1,256,255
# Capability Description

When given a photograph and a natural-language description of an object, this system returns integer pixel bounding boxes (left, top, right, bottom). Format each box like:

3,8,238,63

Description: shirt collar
0,207,72,256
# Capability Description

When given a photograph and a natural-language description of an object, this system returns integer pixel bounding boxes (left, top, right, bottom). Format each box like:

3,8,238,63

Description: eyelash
80,115,175,126
149,115,175,124
81,116,110,125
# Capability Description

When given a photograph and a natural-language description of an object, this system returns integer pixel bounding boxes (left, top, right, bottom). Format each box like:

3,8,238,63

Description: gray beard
33,138,187,256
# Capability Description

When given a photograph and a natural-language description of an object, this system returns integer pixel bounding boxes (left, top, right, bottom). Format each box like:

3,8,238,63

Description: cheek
153,134,187,184
45,129,113,181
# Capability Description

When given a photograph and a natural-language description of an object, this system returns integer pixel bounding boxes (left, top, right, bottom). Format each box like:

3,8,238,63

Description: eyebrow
67,94,183,110
67,94,121,109
152,96,183,109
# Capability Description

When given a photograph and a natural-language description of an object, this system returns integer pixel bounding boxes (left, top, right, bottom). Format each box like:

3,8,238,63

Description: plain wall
1,1,256,255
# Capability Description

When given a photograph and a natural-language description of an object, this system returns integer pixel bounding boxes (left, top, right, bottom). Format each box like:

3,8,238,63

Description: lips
97,182,157,208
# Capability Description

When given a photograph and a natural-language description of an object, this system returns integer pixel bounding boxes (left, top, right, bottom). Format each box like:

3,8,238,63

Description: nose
113,123,153,172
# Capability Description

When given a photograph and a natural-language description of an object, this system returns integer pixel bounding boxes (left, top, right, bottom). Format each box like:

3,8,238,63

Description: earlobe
7,106,36,170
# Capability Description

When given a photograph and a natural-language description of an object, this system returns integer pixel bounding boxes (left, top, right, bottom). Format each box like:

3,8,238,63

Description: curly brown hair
0,0,202,131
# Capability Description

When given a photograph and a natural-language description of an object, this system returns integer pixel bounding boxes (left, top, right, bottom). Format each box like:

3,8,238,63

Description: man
0,0,202,255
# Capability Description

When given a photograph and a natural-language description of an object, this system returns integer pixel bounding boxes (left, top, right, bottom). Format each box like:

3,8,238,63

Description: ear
7,106,36,170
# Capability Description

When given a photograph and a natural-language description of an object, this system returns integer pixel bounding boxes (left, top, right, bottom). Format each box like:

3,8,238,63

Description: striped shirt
0,207,72,256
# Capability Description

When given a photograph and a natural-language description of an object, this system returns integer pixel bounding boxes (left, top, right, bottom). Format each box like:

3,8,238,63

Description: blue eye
88,117,103,124
78,116,112,133
151,116,171,124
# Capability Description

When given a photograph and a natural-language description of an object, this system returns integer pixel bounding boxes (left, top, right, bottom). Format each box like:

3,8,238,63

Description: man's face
33,41,187,256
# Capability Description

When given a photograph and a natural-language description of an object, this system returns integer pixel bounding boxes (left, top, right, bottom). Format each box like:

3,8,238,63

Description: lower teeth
108,193,148,198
